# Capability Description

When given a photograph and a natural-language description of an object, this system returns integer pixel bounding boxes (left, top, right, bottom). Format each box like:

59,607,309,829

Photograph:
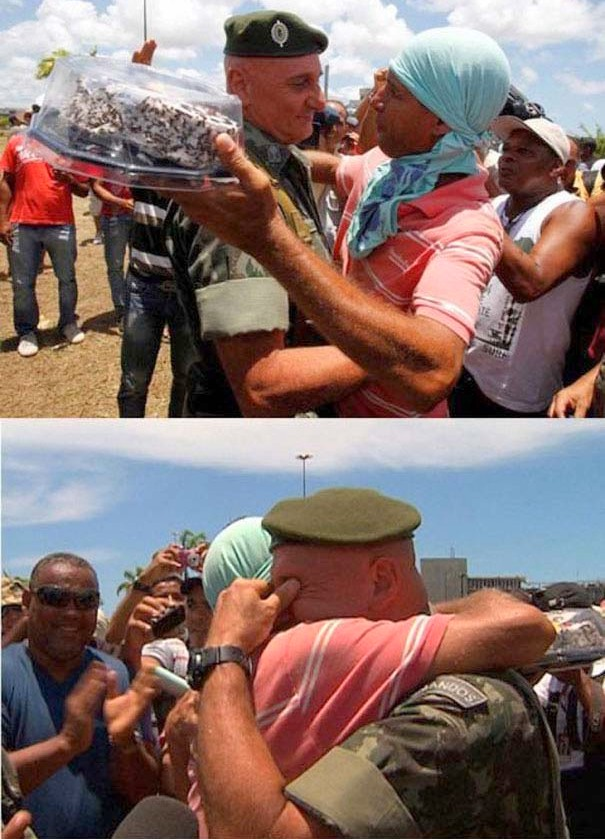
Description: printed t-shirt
334,147,503,418
1,134,77,225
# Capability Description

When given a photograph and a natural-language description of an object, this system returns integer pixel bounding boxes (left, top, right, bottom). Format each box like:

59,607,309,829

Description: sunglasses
32,585,100,611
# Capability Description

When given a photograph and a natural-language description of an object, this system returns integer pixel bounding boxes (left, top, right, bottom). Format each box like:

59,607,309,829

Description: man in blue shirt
2,552,159,839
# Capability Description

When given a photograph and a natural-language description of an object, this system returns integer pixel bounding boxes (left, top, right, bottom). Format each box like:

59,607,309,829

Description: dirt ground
0,134,173,418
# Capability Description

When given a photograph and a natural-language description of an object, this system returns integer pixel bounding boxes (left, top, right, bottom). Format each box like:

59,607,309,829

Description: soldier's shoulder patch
417,676,488,710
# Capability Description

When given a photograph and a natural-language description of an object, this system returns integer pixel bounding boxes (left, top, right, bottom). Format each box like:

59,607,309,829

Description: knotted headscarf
202,516,273,609
347,27,510,258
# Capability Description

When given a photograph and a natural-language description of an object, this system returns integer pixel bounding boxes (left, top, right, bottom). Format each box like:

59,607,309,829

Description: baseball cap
491,116,570,163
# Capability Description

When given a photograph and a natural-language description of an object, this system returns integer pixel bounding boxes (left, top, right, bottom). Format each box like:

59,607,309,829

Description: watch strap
189,645,251,689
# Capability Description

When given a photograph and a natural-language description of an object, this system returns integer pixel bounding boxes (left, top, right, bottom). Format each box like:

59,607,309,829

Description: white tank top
465,191,592,412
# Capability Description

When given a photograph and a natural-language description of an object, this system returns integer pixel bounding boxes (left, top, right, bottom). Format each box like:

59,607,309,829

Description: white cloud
0,0,239,105
520,66,538,85
556,72,605,96
2,419,602,477
2,457,123,526
418,0,605,48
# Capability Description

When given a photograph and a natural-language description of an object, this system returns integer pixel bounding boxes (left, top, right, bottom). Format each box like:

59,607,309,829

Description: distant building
420,557,468,602
467,575,526,594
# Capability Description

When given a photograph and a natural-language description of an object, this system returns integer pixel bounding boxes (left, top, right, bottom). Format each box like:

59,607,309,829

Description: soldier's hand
168,134,283,257
206,577,300,653
61,661,108,755
132,39,157,65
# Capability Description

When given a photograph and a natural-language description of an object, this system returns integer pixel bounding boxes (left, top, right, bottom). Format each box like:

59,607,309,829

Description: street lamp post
143,0,148,41
296,454,313,498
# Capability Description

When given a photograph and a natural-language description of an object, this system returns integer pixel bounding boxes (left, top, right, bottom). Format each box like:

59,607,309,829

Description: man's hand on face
61,661,109,755
168,134,284,257
132,39,157,66
206,577,300,653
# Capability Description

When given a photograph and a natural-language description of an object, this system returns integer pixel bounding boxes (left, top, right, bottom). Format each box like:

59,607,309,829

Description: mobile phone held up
150,604,186,638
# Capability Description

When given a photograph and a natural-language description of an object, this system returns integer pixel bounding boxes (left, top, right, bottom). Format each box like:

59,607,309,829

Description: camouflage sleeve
286,745,421,838
287,673,568,839
165,204,289,340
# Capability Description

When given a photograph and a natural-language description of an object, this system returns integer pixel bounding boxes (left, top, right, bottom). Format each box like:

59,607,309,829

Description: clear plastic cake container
27,55,243,190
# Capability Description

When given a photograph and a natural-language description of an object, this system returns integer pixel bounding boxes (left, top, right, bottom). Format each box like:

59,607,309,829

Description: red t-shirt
1,135,76,225
99,182,133,218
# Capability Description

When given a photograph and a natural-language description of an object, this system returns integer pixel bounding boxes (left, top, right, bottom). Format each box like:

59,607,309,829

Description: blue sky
2,419,604,614
1,0,605,135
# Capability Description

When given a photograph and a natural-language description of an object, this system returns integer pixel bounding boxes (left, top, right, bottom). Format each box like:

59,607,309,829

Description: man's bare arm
0,175,13,244
216,330,368,417
9,663,108,795
429,589,556,678
171,136,465,413
301,150,340,186
196,580,335,839
90,179,134,211
496,201,597,302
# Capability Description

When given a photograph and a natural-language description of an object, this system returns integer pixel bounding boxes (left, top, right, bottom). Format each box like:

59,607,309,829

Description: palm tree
116,565,146,596
176,529,207,548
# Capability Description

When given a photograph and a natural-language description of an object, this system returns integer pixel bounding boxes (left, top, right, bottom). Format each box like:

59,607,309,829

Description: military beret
224,10,328,58
262,487,421,545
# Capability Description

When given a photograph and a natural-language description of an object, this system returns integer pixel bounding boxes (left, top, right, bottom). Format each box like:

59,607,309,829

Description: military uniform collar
244,121,307,176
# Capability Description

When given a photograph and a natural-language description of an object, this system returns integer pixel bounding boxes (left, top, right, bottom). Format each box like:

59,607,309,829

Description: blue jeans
117,273,198,417
10,223,77,336
101,215,132,312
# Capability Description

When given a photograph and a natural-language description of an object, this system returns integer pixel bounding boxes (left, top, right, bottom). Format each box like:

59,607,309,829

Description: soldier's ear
22,589,32,609
368,557,398,613
227,66,252,106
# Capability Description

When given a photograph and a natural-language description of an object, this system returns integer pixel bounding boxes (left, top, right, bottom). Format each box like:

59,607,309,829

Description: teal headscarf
202,516,273,609
347,27,510,258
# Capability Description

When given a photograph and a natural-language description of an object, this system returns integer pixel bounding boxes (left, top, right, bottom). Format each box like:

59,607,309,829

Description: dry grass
0,132,172,417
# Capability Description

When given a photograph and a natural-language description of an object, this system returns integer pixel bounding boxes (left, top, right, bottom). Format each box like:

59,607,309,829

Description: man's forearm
247,221,461,412
9,734,79,796
197,664,288,837
197,665,323,839
301,150,339,186
432,589,556,672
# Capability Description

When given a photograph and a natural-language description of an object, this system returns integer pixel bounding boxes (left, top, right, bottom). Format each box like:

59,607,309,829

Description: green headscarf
347,27,510,258
202,516,273,609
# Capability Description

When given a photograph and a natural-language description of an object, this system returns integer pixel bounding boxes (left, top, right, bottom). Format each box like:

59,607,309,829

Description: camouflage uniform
164,121,332,416
286,671,568,838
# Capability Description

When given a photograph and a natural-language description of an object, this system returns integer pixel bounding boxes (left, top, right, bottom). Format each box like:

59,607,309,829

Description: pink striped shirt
334,147,503,418
253,613,452,781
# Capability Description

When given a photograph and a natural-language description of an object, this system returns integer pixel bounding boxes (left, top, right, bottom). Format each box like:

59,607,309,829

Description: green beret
262,487,421,545
224,10,328,58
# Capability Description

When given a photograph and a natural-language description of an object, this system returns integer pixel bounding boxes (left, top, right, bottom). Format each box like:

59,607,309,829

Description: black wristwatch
187,645,252,689
132,578,152,593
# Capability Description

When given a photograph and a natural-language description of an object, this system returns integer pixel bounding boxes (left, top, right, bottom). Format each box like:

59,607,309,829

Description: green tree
116,565,146,596
35,46,97,80
176,529,207,548
578,124,605,158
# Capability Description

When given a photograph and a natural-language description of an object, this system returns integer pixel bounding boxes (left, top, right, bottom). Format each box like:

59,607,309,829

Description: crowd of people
1,485,604,839
1,11,604,417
